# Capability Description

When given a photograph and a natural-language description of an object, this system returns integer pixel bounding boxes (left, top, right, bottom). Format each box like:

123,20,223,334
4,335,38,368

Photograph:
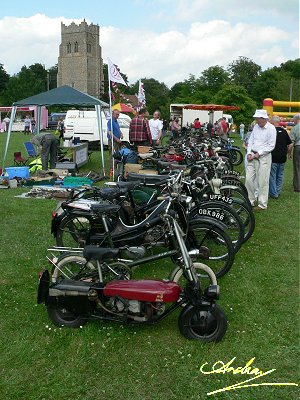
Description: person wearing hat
245,109,276,210
290,113,300,192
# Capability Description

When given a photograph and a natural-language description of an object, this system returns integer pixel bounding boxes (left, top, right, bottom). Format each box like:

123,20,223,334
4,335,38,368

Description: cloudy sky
0,0,298,87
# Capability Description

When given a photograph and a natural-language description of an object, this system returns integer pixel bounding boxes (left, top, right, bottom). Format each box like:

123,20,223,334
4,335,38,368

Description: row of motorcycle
38,140,254,343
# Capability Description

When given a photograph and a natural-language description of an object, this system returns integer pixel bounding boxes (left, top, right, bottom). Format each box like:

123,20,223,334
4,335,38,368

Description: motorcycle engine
107,297,165,320
144,225,165,244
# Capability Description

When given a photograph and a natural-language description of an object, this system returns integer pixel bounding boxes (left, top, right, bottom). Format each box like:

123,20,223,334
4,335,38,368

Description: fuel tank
103,280,182,303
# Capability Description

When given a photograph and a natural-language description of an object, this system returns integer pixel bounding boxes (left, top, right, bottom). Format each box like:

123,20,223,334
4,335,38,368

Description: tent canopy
183,104,240,111
13,85,109,107
3,85,109,175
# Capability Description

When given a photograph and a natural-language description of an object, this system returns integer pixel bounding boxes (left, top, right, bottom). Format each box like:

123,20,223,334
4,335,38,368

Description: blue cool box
5,167,30,179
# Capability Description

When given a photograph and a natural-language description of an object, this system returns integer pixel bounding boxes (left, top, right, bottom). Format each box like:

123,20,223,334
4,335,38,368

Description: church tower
57,20,104,98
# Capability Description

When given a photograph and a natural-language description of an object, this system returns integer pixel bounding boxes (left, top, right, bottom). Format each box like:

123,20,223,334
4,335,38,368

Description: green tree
227,56,261,97
199,65,229,94
0,63,10,92
213,84,257,125
129,78,170,118
48,64,58,90
1,63,48,104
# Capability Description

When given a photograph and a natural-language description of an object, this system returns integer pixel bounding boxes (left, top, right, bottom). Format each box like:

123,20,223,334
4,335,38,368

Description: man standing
245,109,276,210
149,110,163,145
129,108,152,149
107,109,123,173
269,116,292,199
290,113,300,192
31,132,58,171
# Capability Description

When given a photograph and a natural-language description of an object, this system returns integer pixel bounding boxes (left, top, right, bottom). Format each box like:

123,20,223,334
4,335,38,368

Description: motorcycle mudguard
37,270,50,304
189,214,228,232
47,279,96,316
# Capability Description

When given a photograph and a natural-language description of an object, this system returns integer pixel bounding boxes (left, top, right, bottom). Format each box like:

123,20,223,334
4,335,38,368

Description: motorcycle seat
127,172,168,187
83,245,120,261
91,204,121,214
157,161,187,171
116,181,141,190
98,188,125,201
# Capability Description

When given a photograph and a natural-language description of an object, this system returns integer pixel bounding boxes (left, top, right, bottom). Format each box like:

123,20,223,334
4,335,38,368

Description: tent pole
108,79,115,180
2,105,17,172
36,106,41,135
95,104,105,177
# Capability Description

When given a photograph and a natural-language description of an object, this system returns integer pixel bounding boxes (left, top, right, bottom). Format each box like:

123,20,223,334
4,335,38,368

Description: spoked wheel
51,255,131,284
178,304,227,342
187,222,235,278
51,254,97,283
229,149,243,165
56,214,98,247
47,306,87,328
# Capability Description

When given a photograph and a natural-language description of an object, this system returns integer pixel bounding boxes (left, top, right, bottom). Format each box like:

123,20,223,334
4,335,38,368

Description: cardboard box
138,169,158,175
138,146,151,154
124,164,141,174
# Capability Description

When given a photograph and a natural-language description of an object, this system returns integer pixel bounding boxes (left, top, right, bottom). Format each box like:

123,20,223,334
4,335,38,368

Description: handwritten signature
200,357,298,396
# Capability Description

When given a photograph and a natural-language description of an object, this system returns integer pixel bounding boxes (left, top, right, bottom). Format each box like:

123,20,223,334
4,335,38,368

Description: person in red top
220,117,229,140
129,108,152,149
194,118,201,130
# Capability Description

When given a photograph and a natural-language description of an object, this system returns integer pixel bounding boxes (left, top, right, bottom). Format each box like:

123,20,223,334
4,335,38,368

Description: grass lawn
0,131,299,400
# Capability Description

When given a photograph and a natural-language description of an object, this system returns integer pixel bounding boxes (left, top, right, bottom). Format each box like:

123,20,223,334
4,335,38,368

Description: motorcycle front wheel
178,303,227,342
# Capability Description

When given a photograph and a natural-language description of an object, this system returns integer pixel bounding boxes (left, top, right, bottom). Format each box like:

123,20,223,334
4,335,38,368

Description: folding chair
14,152,28,166
24,142,38,158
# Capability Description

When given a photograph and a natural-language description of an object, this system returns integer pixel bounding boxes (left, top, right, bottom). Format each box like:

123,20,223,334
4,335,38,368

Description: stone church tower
57,20,104,98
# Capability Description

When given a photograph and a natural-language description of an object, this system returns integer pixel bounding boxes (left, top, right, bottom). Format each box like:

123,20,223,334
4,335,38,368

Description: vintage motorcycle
38,194,228,342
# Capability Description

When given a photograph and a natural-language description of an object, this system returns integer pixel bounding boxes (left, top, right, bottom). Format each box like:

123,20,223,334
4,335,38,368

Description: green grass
0,131,299,400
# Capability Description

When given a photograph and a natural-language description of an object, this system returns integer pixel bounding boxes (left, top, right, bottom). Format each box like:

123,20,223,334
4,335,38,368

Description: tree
129,78,170,118
1,63,48,104
213,84,257,125
199,66,229,94
48,64,58,90
0,64,9,92
227,57,261,97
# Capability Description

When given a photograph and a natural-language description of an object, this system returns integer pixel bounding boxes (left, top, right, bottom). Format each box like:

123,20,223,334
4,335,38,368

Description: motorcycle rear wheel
178,303,227,342
47,306,87,328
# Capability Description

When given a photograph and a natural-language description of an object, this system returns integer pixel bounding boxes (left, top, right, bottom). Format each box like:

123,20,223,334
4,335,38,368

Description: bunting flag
137,79,146,105
107,58,127,85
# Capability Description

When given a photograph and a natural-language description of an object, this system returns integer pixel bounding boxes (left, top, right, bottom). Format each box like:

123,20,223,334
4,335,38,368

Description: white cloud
0,14,297,88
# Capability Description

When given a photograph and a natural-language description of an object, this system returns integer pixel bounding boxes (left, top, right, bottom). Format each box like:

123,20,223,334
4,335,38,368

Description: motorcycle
38,194,228,342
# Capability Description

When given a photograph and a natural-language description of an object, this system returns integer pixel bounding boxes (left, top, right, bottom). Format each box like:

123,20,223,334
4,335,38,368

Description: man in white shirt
245,109,276,210
149,110,163,145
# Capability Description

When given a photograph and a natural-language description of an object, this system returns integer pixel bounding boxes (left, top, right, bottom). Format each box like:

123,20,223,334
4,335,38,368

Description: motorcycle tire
178,303,227,342
47,305,87,328
229,149,243,165
230,200,255,243
192,202,244,252
220,186,251,208
187,221,235,278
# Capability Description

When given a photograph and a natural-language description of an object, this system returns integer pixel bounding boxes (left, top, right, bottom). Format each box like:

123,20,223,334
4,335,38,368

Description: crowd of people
107,107,300,206
244,110,300,210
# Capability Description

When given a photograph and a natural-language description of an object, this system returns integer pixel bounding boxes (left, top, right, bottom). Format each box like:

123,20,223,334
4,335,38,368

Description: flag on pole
107,58,127,85
137,79,146,105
